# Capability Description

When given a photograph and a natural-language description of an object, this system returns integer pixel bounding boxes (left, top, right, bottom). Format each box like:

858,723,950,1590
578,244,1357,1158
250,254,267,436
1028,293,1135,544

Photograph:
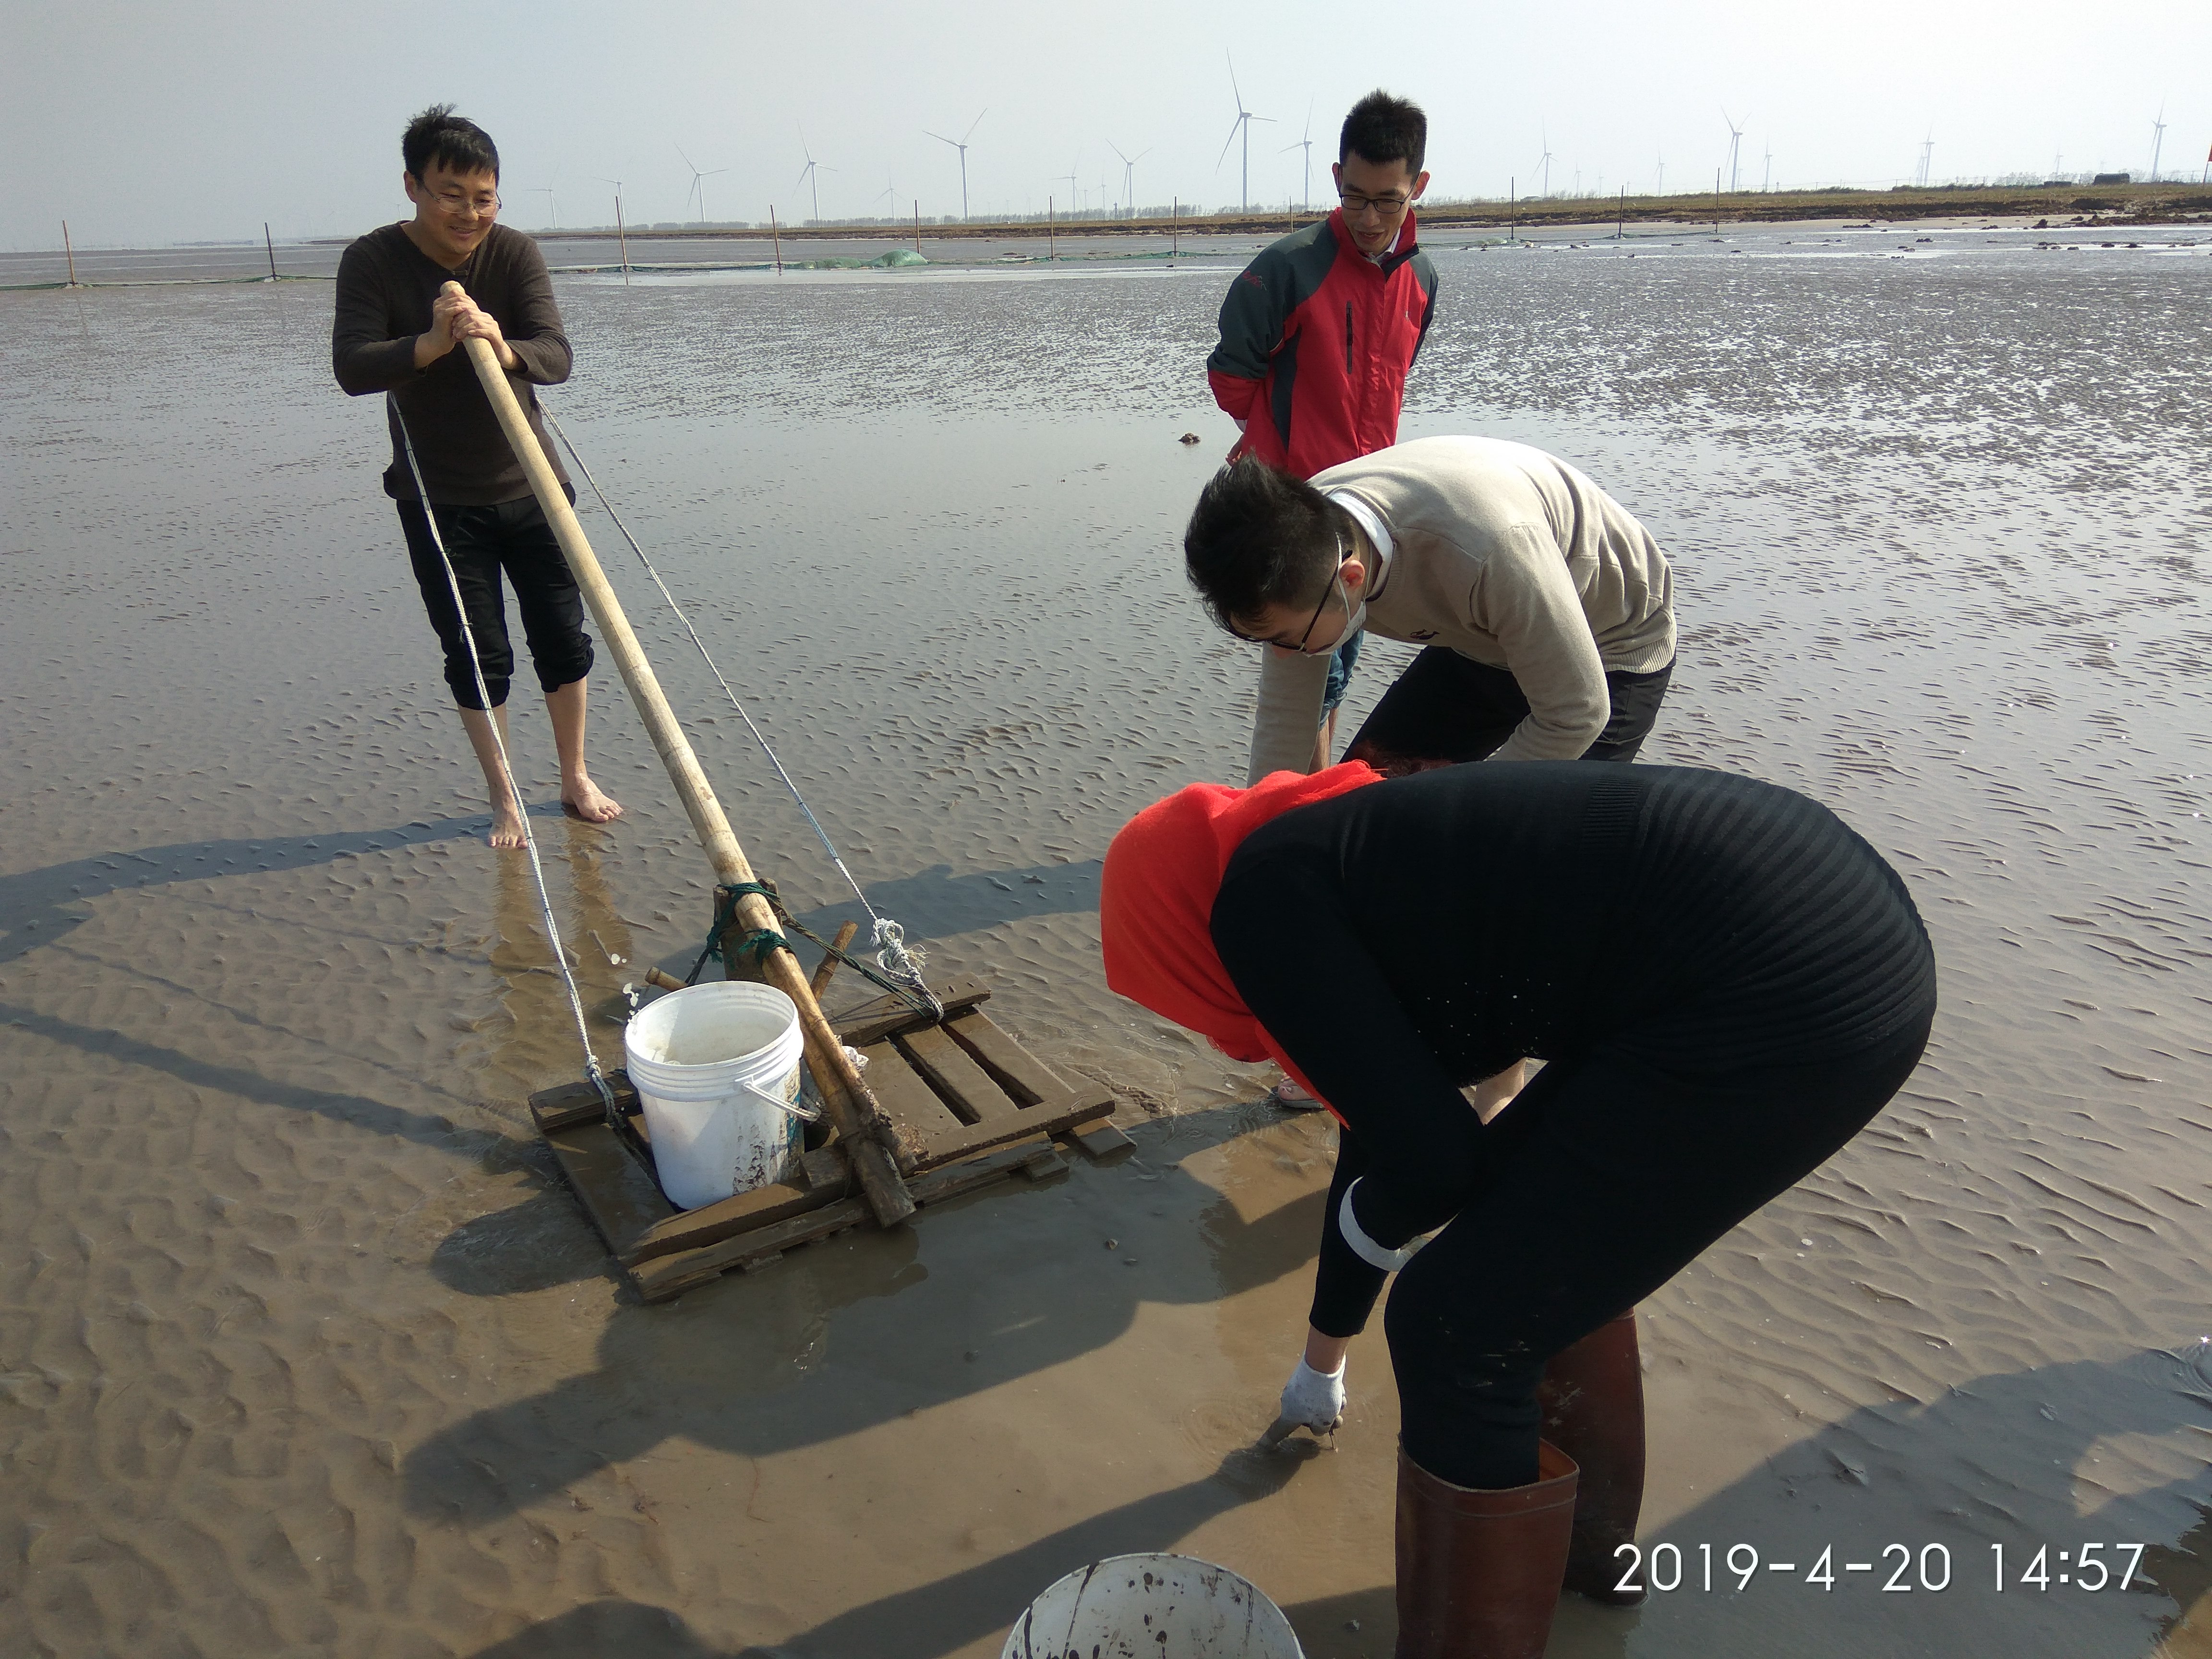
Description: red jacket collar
1327,204,1421,269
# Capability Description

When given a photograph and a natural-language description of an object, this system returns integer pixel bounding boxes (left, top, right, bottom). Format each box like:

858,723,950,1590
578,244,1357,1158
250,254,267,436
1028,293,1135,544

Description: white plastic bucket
1001,1554,1305,1659
623,981,808,1210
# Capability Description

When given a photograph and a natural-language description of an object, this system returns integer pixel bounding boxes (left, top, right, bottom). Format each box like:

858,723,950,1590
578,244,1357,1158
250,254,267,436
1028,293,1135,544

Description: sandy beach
2,225,2209,1656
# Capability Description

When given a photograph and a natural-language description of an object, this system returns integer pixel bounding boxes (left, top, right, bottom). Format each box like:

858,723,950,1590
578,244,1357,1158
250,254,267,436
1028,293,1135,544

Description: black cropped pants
397,495,594,711
1382,1008,1934,1491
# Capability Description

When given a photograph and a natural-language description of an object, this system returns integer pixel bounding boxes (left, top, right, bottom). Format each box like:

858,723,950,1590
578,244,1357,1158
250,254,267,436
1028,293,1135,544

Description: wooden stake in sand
613,195,631,285
264,222,278,279
62,220,79,288
914,204,922,256
1048,195,1055,262
770,205,783,274
445,284,916,1227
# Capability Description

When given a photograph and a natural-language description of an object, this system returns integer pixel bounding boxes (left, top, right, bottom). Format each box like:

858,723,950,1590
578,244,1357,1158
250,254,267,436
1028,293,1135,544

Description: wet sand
1,230,2209,1657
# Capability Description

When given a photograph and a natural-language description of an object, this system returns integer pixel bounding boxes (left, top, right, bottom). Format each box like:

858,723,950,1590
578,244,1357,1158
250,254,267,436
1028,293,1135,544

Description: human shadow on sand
720,858,1104,976
457,1347,2212,1659
405,1099,1320,1526
465,1446,1315,1659
0,814,487,966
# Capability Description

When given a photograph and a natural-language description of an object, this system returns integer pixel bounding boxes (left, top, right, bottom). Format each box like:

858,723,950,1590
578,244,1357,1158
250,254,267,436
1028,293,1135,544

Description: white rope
390,397,620,1127
541,405,938,1016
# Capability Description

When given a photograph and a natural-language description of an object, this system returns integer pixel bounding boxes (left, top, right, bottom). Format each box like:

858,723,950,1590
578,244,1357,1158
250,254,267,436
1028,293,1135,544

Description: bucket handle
740,1078,821,1124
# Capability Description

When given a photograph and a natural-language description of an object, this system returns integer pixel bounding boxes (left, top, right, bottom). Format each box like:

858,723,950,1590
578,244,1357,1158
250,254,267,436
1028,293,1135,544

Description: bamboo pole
810,919,861,999
264,222,278,279
62,221,79,288
769,205,783,273
444,285,915,1226
614,195,631,284
1047,195,1055,262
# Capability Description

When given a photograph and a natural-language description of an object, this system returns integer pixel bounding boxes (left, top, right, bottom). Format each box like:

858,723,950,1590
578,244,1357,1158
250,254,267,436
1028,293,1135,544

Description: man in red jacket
1207,90,1440,770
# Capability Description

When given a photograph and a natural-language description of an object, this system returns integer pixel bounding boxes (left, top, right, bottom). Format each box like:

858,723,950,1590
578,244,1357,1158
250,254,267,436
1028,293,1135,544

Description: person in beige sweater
1185,435,1677,787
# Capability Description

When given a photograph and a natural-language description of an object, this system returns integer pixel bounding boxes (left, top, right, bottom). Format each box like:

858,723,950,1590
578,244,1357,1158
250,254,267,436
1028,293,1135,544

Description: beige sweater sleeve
1246,647,1335,784
1478,523,1612,762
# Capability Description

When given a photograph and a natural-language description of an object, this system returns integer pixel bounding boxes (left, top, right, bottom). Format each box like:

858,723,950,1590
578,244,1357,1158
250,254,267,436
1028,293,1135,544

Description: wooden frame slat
631,1132,1064,1301
541,1121,675,1256
897,1023,1025,1124
830,975,992,1046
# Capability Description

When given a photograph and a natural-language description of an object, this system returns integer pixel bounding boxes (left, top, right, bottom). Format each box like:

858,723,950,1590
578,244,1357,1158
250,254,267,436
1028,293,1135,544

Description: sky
5,0,2208,247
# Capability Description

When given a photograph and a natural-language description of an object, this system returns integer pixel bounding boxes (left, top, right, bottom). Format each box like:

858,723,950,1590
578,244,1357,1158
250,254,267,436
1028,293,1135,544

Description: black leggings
398,496,594,710
1382,1010,1933,1491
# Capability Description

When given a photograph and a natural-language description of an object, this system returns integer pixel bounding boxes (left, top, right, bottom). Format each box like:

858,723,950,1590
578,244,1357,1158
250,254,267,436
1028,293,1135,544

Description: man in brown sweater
333,105,618,846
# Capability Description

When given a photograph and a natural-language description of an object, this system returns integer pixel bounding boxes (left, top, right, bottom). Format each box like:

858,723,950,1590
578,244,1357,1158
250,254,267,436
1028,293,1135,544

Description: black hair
1184,458,1348,632
1339,90,1427,177
402,104,500,182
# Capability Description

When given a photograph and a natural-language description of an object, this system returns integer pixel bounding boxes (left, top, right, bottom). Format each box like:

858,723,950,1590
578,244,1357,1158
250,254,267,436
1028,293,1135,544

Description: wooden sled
529,975,1132,1302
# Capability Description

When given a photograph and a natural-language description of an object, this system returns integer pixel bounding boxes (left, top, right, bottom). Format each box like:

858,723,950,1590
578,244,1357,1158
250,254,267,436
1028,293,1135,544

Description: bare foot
489,802,529,849
561,775,623,825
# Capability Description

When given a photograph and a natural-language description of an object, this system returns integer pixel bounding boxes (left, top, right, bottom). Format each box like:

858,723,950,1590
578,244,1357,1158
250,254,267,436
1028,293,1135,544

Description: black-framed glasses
1339,189,1412,219
1228,534,1349,652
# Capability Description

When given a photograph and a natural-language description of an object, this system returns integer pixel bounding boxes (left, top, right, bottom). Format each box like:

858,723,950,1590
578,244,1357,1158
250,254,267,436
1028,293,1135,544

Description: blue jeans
1321,630,1364,720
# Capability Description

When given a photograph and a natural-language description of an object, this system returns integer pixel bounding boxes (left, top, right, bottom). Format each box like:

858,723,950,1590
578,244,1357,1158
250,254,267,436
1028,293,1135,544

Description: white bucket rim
1002,1552,1303,1659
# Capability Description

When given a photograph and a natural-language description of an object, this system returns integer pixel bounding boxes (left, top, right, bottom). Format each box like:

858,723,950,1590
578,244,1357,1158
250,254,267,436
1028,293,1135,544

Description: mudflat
1,228,2208,1657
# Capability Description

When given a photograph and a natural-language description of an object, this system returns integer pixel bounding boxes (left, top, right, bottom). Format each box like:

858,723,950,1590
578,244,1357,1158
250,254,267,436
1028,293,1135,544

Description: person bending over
1207,89,1441,770
332,104,619,847
1187,434,1678,1111
1100,759,1935,1658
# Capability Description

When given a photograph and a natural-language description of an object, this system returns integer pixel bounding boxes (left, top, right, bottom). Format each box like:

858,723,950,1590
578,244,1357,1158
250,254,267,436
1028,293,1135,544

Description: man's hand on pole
419,285,517,372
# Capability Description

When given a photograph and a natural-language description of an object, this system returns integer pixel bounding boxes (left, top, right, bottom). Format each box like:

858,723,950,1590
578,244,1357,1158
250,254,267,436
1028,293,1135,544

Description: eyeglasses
1339,189,1412,219
430,190,501,218
1228,535,1350,652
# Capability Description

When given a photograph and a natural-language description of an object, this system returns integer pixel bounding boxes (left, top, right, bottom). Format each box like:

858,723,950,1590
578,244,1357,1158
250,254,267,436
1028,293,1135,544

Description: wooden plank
543,1118,675,1257
859,1041,970,1142
799,1145,852,1193
944,1011,1070,1107
898,1023,1025,1124
1063,1118,1136,1160
620,1174,846,1266
530,1071,641,1133
628,1133,1060,1302
910,1087,1117,1172
830,975,992,1046
632,1196,872,1301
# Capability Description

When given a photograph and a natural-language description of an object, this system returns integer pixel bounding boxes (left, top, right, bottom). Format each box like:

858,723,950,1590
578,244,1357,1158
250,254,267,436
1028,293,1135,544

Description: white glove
1279,1355,1347,1431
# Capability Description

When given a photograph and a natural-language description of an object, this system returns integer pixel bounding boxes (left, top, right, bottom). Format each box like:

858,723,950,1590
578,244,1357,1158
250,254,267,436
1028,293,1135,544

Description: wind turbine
522,184,558,228
795,127,836,224
1216,53,1273,212
1762,144,1772,193
1655,152,1665,196
1915,128,1934,188
876,174,897,218
1719,108,1745,192
677,145,729,227
1281,102,1315,212
2151,104,2167,181
1533,128,1554,198
926,109,987,222
1057,157,1079,215
1107,141,1149,218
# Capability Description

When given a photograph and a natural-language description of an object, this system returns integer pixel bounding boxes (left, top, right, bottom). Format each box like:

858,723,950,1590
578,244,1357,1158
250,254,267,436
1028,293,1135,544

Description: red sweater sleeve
1209,366,1262,421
